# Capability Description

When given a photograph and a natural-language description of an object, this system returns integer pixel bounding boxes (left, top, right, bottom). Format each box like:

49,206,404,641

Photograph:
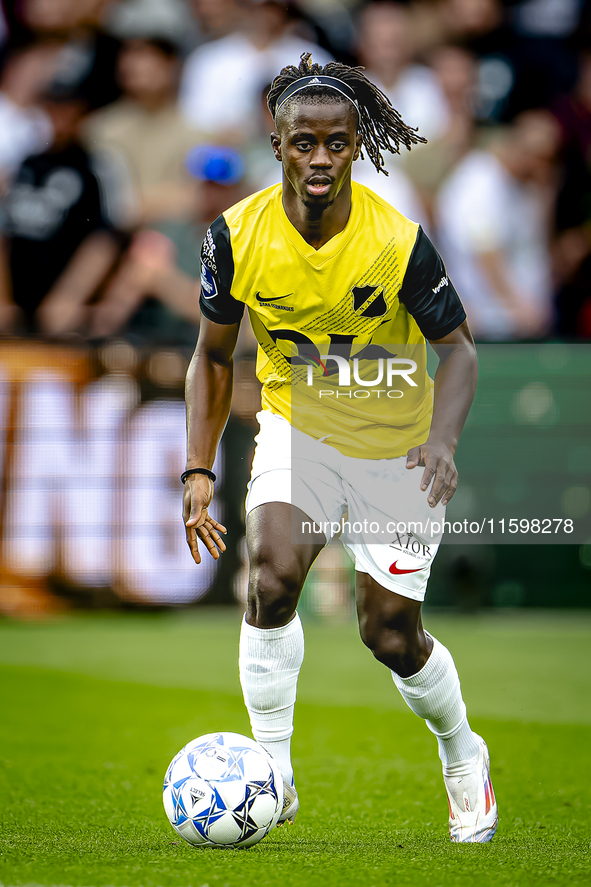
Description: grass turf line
0,611,590,887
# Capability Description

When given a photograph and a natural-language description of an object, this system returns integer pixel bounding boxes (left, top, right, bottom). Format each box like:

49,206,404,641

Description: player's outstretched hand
406,440,457,507
183,474,227,564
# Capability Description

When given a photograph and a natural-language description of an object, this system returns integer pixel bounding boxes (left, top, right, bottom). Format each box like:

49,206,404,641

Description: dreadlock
267,53,427,176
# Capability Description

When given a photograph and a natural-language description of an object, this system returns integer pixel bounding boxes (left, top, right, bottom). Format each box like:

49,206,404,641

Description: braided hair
267,53,427,176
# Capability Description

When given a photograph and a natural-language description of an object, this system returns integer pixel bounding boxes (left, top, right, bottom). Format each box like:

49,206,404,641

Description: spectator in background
507,0,581,115
189,0,249,41
436,0,504,47
244,82,284,191
0,81,121,336
435,111,560,341
0,43,55,186
15,0,122,110
83,36,200,225
357,1,449,143
405,43,477,224
290,0,357,65
409,0,504,58
104,0,198,55
551,48,591,337
179,0,330,141
432,0,584,123
414,0,512,124
89,145,248,347
352,151,430,230
0,2,7,49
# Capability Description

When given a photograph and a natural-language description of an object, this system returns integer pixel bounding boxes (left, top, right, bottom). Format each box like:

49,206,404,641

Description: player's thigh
246,502,326,622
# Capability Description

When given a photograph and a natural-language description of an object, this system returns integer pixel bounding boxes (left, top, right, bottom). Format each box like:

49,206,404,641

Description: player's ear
271,131,282,162
353,133,362,162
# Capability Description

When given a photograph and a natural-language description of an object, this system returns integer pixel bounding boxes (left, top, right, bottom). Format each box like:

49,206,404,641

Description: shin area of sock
238,613,304,782
391,633,479,765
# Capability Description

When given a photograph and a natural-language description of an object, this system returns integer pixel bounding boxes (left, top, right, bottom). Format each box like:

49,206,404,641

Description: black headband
273,74,359,119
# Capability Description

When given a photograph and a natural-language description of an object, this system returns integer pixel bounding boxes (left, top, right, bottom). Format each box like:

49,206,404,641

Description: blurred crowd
0,0,590,345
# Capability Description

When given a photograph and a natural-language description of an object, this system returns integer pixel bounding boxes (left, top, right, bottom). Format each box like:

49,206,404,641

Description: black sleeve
398,227,466,340
199,214,244,325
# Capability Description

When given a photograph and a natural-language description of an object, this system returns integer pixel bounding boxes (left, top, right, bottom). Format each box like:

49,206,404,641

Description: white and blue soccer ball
163,732,284,848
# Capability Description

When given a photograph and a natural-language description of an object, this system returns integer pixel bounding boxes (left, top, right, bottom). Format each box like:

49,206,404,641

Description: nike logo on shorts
389,560,427,575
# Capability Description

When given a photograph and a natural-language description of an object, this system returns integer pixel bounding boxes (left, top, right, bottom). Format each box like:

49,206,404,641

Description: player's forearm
185,349,233,470
428,344,478,453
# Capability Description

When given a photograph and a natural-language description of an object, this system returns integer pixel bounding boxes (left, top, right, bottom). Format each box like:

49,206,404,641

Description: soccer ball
163,732,284,848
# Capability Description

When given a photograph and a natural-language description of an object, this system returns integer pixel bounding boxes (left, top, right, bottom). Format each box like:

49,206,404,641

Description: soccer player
182,54,497,843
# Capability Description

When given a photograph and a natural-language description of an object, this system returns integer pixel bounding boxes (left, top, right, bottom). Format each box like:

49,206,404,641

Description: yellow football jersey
200,182,465,459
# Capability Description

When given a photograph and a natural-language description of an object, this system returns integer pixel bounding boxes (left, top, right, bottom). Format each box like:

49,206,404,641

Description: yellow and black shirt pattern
199,182,465,459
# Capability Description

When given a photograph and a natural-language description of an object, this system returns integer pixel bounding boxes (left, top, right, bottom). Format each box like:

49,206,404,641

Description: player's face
272,102,362,209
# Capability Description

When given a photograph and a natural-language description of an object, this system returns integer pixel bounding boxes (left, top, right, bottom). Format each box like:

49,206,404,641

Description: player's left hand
406,440,457,507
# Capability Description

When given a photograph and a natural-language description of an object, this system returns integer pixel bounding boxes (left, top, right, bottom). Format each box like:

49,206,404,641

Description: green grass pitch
0,609,590,887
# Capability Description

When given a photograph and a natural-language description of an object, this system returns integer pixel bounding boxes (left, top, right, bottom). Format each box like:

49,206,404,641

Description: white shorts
245,411,445,602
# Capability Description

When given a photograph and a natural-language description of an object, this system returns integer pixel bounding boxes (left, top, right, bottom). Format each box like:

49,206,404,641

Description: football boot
443,734,498,843
277,781,299,826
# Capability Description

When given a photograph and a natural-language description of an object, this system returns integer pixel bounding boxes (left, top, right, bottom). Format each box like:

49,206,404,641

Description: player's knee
359,609,427,676
247,552,303,627
361,622,408,667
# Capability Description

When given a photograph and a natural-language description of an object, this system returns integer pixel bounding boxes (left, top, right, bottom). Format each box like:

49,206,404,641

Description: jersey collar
276,181,363,267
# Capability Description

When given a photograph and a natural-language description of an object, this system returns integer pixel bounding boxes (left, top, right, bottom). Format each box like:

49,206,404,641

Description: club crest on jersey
352,285,387,318
200,263,218,299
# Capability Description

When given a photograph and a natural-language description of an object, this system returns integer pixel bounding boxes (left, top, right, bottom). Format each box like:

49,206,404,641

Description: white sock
238,613,304,785
391,633,479,767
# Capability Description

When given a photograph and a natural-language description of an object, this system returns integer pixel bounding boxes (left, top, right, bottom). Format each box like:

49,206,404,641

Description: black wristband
181,467,217,484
